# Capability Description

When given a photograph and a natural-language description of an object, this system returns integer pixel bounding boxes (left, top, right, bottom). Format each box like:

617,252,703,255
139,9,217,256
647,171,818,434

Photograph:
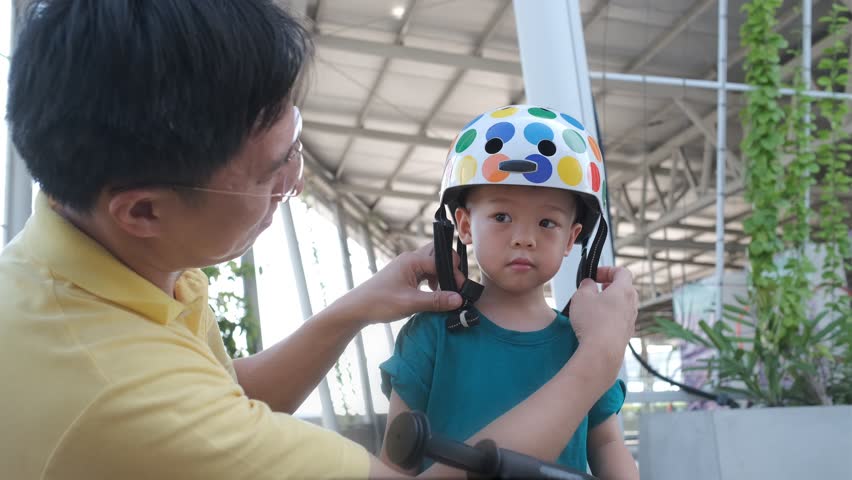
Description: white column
280,202,339,431
334,200,381,451
513,0,615,307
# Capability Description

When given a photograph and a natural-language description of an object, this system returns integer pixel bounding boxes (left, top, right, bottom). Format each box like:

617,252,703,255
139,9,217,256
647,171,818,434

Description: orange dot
588,136,603,163
483,154,510,182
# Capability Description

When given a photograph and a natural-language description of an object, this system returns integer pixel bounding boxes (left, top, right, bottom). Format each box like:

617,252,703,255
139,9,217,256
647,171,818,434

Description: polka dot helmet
439,104,606,243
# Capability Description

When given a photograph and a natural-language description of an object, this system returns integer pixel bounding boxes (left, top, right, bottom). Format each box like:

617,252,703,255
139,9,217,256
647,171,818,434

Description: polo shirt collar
21,193,206,324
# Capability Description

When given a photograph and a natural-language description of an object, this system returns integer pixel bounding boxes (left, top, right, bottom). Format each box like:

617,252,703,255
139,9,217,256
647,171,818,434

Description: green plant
740,0,788,351
203,259,261,359
652,1,851,407
813,4,852,323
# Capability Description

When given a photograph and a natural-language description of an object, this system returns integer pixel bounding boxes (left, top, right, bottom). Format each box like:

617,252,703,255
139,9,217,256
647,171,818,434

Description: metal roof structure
295,0,851,304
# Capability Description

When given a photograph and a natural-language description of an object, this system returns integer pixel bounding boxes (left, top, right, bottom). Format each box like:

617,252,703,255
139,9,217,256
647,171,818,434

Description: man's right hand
568,266,638,382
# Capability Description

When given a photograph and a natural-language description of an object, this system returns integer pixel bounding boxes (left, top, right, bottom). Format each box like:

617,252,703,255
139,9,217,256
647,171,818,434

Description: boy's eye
540,219,558,229
494,213,512,223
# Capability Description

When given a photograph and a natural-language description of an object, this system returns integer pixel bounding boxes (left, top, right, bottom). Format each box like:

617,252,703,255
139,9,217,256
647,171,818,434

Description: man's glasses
185,139,304,202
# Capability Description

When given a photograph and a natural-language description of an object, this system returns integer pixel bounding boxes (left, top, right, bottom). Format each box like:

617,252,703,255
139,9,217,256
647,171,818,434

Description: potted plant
639,2,851,479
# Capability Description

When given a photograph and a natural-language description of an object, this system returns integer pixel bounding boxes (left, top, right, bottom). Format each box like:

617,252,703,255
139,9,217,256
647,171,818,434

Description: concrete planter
640,406,852,480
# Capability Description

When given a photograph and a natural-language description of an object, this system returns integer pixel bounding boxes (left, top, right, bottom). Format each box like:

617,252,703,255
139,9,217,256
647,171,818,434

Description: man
0,1,638,478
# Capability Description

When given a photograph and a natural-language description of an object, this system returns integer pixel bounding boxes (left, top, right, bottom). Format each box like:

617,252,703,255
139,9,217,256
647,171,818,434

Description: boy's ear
564,223,584,256
454,207,474,245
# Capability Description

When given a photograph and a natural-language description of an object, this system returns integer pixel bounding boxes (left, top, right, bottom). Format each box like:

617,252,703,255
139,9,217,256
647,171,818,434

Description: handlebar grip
386,411,492,473
471,439,597,480
386,411,597,479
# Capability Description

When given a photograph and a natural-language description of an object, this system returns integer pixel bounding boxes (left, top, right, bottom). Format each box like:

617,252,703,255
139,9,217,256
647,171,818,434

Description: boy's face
455,185,583,295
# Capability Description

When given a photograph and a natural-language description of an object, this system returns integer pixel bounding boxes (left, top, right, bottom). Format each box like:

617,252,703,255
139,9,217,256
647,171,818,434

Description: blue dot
486,122,516,142
463,114,483,130
524,122,554,145
523,154,552,184
560,114,584,130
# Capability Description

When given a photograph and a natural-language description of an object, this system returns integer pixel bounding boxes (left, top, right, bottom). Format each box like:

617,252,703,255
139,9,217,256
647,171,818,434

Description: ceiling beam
303,120,450,149
623,0,715,74
314,34,522,75
333,183,435,202
615,179,745,248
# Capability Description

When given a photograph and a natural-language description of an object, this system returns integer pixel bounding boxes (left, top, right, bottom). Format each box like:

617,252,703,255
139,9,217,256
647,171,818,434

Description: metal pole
363,220,396,353
714,0,728,322
803,0,812,211
3,5,31,246
587,71,852,100
645,237,657,298
334,200,381,452
239,248,263,353
280,202,339,432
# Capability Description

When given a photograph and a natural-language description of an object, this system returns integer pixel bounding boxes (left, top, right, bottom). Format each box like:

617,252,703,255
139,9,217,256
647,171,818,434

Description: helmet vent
498,159,538,173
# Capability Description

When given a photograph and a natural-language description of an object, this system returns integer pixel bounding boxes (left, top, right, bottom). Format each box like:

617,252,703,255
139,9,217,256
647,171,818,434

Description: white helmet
439,104,606,242
433,105,610,330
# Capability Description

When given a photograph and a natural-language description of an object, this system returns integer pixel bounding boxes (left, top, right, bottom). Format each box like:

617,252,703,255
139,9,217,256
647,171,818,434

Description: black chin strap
433,206,484,331
562,218,608,316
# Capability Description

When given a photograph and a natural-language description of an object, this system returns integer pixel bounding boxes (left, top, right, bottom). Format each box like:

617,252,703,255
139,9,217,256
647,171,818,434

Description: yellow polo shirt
0,194,369,479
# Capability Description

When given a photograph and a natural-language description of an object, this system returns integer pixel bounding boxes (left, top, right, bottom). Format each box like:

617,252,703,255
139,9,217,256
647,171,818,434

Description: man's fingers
576,277,597,293
593,266,616,284
415,290,463,312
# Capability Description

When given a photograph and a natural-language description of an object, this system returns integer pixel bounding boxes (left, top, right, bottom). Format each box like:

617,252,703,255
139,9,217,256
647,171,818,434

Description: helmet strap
433,205,484,331
562,218,609,316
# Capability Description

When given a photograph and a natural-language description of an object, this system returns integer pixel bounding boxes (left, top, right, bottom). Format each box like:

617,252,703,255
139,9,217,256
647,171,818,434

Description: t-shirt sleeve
43,333,370,480
588,379,627,429
379,312,441,412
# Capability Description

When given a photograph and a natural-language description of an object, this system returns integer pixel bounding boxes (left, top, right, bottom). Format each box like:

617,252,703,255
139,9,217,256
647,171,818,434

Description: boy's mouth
508,258,534,269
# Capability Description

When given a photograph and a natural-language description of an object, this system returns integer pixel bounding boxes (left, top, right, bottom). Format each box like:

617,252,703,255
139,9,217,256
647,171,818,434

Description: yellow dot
455,155,477,185
558,156,583,186
491,107,518,118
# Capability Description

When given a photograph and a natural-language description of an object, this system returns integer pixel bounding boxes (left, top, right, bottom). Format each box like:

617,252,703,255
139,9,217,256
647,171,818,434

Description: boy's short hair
7,0,312,211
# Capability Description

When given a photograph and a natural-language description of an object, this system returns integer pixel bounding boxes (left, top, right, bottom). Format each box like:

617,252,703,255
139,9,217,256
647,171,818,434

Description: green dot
455,129,477,153
562,129,587,153
528,107,557,119
602,180,608,210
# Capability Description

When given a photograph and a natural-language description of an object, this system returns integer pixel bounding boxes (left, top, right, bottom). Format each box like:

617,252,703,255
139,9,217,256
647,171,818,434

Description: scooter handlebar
386,411,597,480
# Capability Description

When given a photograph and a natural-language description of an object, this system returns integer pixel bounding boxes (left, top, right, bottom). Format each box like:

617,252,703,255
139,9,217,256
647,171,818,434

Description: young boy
379,105,638,478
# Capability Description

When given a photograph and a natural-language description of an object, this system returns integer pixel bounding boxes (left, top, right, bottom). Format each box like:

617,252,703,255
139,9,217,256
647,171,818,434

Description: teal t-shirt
380,309,626,473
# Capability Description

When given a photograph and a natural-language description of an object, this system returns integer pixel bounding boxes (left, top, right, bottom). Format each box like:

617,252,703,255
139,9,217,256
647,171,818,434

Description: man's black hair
7,0,313,211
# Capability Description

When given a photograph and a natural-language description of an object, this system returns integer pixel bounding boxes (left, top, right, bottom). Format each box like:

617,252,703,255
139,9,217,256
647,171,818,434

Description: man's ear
564,223,584,256
106,189,171,239
454,207,474,245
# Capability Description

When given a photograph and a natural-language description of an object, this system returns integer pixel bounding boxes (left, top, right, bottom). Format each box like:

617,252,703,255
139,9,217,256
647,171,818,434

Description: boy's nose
511,230,536,249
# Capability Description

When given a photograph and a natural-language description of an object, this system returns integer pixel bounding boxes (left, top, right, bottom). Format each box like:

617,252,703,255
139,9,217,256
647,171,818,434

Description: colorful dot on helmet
491,106,518,118
523,154,552,184
456,155,477,185
528,107,557,119
524,123,556,157
558,156,583,186
560,113,585,130
455,129,477,153
562,129,587,153
483,154,510,183
588,135,603,162
485,122,516,154
463,114,483,130
590,162,601,192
